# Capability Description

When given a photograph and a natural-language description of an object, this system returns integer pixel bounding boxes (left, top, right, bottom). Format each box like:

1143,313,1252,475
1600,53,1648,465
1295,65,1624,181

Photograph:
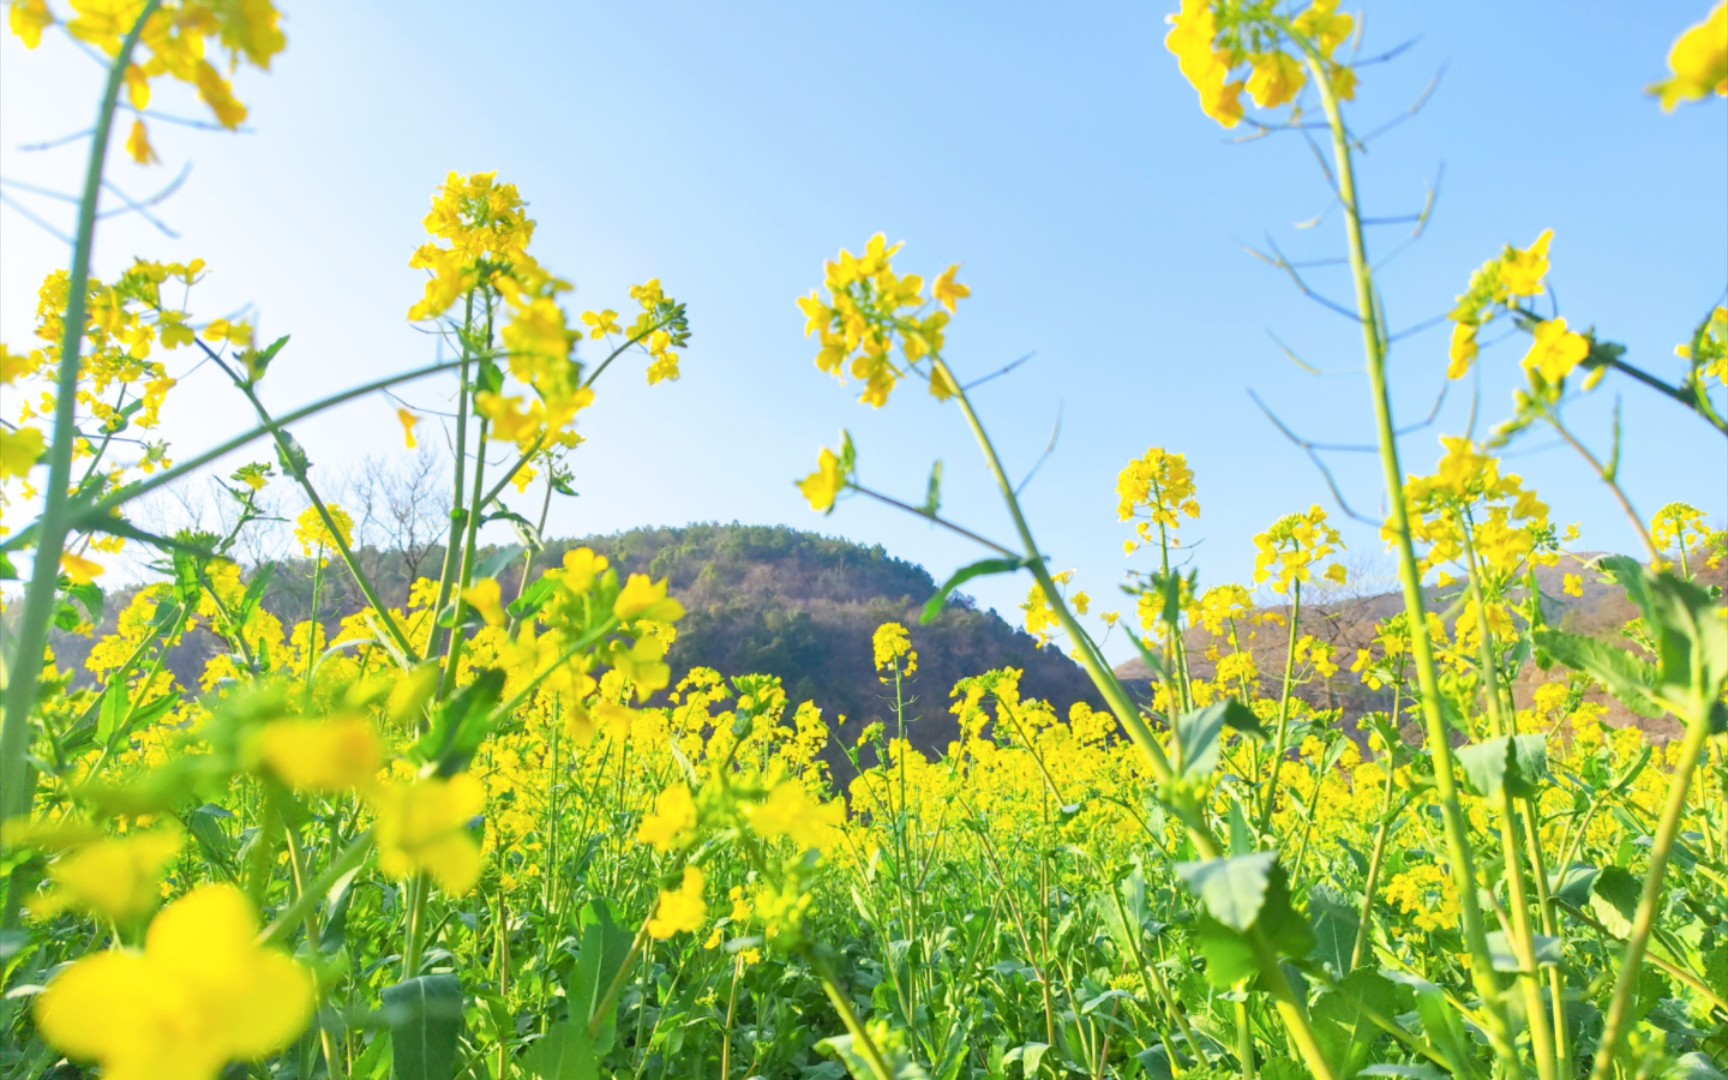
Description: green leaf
1534,628,1663,719
1590,865,1641,939
238,562,275,625
1382,969,1474,1074
1310,968,1396,1077
1174,699,1264,782
1665,1052,1728,1080
382,974,463,1080
922,459,943,516
1124,629,1168,683
921,556,1030,625
523,1021,597,1080
1457,734,1549,800
1551,864,1599,908
1485,930,1562,971
1558,556,1728,724
474,545,525,582
414,669,505,774
568,899,632,1055
241,334,290,384
96,682,131,746
1306,886,1360,977
1001,1041,1049,1077
1361,1066,1447,1080
508,577,558,620
819,1033,931,1079
1177,851,1276,931
1178,851,1312,988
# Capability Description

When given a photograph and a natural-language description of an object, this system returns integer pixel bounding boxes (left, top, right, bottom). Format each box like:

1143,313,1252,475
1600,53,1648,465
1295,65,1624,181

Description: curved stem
935,357,1338,1080
1256,583,1303,837
1307,57,1518,1067
0,356,468,558
0,0,163,842
1589,712,1713,1079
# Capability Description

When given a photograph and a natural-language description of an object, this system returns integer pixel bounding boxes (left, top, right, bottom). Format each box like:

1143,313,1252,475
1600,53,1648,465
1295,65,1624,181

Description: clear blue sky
3,3,1723,660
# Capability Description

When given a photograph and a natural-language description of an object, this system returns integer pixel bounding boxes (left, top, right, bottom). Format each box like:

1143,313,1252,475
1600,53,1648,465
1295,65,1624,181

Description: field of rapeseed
1,3,1725,1079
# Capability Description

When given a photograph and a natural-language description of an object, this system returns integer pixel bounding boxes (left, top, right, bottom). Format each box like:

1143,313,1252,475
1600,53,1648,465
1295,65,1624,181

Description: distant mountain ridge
49,523,1105,761
1110,553,1722,740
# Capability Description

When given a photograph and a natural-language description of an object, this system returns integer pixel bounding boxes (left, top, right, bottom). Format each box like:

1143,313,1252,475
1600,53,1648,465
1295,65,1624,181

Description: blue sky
2,3,1723,660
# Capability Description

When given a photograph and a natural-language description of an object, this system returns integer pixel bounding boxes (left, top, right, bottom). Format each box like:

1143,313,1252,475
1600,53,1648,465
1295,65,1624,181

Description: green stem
1,357,469,559
0,0,162,847
1589,712,1713,1079
814,956,895,1080
200,343,420,663
1351,682,1402,970
259,831,374,948
1256,583,1302,837
401,872,429,980
1459,526,1556,1080
1308,58,1518,1068
286,822,348,1080
935,358,1338,1080
426,295,475,663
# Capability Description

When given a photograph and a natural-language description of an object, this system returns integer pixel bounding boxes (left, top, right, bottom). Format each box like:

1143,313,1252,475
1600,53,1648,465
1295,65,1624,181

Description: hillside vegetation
50,523,1103,762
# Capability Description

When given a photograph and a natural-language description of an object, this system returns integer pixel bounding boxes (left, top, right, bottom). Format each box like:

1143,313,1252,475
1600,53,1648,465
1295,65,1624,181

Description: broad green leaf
921,557,1030,625
382,974,463,1080
96,682,131,745
1485,930,1562,971
523,1021,597,1080
1179,852,1312,988
1664,1051,1728,1079
414,669,505,773
819,1033,931,1079
1306,886,1360,977
1174,699,1264,781
1590,865,1641,939
1361,1066,1447,1080
1533,627,1663,719
1457,734,1549,800
568,899,632,1055
1310,968,1396,1077
1176,851,1276,931
473,544,525,582
1550,864,1599,908
1001,1041,1049,1077
1382,970,1474,1075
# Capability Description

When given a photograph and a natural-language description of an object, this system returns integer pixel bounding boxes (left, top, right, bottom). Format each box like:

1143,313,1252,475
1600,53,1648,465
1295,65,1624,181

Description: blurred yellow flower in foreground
35,885,315,1080
372,774,486,895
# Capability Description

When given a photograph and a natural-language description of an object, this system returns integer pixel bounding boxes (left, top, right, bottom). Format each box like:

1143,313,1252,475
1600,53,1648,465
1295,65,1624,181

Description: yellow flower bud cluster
797,233,967,409
1164,0,1357,131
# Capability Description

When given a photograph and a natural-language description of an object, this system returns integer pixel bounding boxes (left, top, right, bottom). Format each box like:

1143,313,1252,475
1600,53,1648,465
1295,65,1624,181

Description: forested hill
49,524,1103,757
547,525,1104,747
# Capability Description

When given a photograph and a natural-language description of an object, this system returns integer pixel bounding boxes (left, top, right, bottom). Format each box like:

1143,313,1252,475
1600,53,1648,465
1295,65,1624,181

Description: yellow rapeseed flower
613,574,686,624
462,578,509,627
59,551,104,585
799,447,846,513
372,774,486,896
1652,2,1728,111
932,265,970,314
34,885,315,1080
249,715,384,794
0,425,44,479
648,866,707,939
30,827,183,924
638,783,698,853
747,780,844,854
1521,318,1589,385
